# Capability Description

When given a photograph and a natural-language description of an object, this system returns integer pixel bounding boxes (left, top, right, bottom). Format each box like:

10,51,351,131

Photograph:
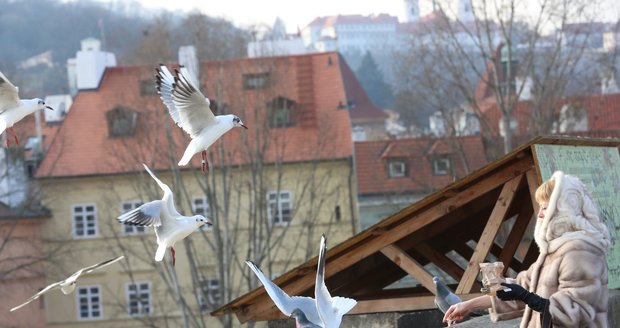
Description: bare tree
393,0,609,158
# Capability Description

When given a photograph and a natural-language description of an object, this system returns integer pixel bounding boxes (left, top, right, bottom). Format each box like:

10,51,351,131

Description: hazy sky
130,0,407,32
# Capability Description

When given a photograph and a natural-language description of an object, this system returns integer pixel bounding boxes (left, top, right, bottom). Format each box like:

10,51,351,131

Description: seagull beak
241,124,248,129
45,106,54,110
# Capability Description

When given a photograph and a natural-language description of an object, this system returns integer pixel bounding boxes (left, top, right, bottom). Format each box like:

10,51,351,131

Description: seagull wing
142,164,182,220
246,261,321,325
117,200,163,227
10,280,63,312
0,70,20,113
156,65,181,125
81,255,125,276
171,66,216,138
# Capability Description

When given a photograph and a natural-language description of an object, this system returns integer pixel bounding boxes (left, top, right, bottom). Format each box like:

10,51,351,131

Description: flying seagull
246,260,323,327
155,64,247,173
315,235,357,328
291,308,322,328
117,164,211,266
10,256,124,312
0,70,53,147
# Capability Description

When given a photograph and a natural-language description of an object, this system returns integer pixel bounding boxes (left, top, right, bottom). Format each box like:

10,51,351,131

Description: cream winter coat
489,171,611,328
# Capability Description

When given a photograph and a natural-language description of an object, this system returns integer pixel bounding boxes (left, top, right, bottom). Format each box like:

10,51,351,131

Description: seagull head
193,215,212,227
36,98,54,111
232,115,248,129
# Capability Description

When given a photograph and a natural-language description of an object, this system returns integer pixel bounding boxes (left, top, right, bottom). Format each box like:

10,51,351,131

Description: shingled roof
36,52,361,178
212,136,620,323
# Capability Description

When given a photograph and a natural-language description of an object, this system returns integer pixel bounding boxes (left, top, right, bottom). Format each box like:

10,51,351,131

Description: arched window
106,107,137,137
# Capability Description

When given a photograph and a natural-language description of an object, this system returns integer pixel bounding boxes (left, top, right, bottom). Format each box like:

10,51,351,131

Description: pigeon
0,70,53,147
291,308,322,328
155,64,247,173
315,235,357,328
246,260,323,327
10,256,124,312
433,276,462,314
117,164,211,266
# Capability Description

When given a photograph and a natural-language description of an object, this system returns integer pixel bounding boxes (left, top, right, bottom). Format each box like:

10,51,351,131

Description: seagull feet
171,247,176,267
201,151,209,173
10,128,19,146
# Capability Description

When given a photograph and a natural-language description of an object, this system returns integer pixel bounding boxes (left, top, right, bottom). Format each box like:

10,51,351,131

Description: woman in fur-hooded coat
489,171,612,327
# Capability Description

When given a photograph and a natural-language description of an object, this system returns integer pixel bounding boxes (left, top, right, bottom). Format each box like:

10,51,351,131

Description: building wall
38,159,356,327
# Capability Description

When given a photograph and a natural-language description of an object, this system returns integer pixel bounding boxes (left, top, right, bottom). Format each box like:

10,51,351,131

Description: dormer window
140,80,157,96
432,156,452,176
106,107,137,137
243,73,270,90
267,97,295,128
387,158,407,178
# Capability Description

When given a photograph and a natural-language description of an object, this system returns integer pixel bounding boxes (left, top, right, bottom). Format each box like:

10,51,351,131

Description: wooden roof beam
456,174,524,294
380,244,436,295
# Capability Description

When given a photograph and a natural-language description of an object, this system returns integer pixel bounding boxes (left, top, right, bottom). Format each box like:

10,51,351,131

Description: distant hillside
0,0,250,96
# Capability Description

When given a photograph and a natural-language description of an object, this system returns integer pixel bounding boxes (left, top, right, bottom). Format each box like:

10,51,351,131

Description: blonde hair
535,177,555,204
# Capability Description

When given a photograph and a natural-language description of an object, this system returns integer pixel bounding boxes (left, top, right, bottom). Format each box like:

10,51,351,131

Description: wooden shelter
212,136,620,323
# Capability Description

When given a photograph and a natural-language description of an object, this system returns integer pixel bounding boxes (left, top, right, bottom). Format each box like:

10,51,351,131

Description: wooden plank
416,242,465,281
456,174,523,294
350,293,486,314
526,168,540,215
498,198,534,270
380,244,436,294
230,156,535,320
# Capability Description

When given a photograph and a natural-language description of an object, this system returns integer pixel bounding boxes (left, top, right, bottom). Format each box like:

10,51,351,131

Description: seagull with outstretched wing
117,164,211,265
246,260,323,327
155,64,247,173
10,256,124,312
0,70,53,147
314,235,357,328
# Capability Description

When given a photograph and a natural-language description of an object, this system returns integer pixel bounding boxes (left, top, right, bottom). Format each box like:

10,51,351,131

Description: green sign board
534,144,620,289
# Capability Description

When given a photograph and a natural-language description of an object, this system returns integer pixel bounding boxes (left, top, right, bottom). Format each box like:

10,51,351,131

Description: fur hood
533,171,611,255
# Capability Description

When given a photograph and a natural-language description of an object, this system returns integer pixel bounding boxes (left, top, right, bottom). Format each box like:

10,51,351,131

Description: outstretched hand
443,302,470,324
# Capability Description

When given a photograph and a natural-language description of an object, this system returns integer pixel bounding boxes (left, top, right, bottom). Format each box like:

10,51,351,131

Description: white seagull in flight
117,164,211,266
155,64,247,173
315,235,357,328
246,260,324,327
10,256,124,312
0,70,53,147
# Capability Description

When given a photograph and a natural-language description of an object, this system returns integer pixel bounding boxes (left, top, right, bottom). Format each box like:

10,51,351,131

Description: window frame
243,73,270,90
72,203,98,239
125,281,152,317
76,285,102,321
387,159,407,178
432,156,453,176
196,278,221,312
267,190,293,226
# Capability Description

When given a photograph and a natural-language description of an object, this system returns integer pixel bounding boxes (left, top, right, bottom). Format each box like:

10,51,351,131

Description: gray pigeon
291,308,322,328
433,276,462,314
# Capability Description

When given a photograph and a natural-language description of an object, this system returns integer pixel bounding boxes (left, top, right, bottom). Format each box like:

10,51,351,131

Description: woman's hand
443,301,471,323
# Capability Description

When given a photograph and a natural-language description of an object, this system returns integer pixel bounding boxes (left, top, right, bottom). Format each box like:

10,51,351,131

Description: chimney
67,37,117,92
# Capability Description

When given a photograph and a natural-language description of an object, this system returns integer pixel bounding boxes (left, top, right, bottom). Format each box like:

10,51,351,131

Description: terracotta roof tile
355,136,487,195
36,53,355,178
338,54,388,120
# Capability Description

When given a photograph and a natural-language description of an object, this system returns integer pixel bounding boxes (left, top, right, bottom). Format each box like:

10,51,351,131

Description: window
73,204,97,238
432,156,452,176
106,107,137,137
267,191,292,225
77,285,102,320
352,126,367,141
139,80,157,95
387,159,407,178
126,282,151,316
192,196,211,230
197,279,220,311
267,97,295,128
243,73,270,90
121,201,145,235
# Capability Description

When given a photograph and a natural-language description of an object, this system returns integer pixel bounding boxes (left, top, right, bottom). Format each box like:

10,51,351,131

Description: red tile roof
36,52,356,178
354,136,487,195
479,93,620,137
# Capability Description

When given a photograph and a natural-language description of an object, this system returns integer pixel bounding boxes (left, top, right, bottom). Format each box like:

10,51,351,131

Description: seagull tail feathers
0,119,6,136
178,148,195,166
